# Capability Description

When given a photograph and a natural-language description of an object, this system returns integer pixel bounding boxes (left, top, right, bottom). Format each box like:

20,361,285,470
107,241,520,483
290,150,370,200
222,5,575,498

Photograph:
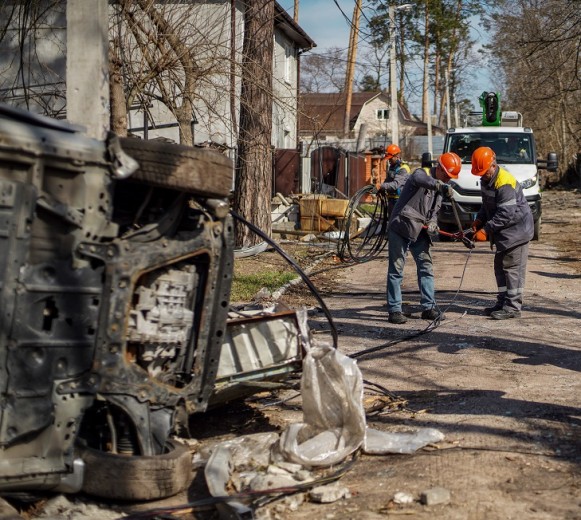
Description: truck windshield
446,133,534,165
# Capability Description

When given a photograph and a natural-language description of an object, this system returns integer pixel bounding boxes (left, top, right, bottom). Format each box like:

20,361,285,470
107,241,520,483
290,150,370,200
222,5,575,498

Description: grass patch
358,203,380,216
230,270,297,301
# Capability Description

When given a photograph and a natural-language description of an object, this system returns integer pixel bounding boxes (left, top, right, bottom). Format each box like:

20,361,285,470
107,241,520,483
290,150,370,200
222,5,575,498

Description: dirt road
11,189,579,520
260,187,581,519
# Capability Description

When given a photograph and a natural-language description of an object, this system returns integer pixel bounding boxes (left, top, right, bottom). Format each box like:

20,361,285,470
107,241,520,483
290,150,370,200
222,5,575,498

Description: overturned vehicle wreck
0,105,303,500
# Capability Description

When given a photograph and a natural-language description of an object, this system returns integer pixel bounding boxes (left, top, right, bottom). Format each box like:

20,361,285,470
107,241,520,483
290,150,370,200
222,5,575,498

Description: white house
299,91,444,146
0,2,315,152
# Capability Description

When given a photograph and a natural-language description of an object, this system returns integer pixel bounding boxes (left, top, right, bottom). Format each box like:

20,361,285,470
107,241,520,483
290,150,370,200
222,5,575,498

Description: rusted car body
0,104,239,495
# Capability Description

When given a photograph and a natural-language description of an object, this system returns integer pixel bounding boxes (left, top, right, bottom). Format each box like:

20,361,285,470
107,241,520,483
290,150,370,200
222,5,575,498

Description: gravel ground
5,187,580,520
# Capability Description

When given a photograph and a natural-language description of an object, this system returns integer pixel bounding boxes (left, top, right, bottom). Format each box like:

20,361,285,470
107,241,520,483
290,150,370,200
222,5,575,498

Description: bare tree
109,1,233,144
356,41,390,92
234,0,275,247
300,47,347,93
485,0,581,173
0,1,66,117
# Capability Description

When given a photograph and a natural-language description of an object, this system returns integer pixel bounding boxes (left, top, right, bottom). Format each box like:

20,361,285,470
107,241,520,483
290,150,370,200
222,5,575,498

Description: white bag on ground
363,426,445,454
277,342,366,467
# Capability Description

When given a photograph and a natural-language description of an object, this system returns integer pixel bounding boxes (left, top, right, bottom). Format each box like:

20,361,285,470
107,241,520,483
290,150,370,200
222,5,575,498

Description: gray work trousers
493,242,529,312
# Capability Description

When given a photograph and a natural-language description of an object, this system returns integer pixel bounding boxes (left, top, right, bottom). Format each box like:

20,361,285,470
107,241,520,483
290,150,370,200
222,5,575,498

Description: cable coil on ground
336,184,390,263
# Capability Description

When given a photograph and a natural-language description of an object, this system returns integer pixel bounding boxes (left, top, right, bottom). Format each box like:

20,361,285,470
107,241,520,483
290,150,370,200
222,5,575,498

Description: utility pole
426,88,433,155
66,0,109,140
389,4,398,145
294,0,299,22
389,5,412,145
445,69,451,129
343,0,362,138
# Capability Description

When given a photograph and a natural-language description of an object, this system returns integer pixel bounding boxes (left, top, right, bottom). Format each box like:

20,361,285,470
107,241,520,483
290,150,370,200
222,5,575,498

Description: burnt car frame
0,104,284,499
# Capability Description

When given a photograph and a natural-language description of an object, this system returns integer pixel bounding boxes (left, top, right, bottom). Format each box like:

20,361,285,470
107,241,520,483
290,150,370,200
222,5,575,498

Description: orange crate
300,215,336,232
320,199,349,218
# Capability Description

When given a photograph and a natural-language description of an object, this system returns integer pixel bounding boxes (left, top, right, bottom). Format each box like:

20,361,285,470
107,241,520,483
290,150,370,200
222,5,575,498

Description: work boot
421,308,443,321
490,309,521,320
484,304,503,316
388,312,407,324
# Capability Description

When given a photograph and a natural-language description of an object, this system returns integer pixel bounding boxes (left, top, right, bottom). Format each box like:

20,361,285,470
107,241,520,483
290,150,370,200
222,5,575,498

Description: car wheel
79,440,192,501
533,217,541,241
119,137,233,198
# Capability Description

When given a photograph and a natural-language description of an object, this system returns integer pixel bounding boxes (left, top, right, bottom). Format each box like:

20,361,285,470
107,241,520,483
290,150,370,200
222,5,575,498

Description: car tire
119,137,233,198
533,217,541,241
79,440,192,501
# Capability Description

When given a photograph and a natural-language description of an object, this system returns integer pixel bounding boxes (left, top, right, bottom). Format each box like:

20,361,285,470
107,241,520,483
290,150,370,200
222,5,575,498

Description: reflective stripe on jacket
381,161,410,197
476,166,534,251
389,168,442,241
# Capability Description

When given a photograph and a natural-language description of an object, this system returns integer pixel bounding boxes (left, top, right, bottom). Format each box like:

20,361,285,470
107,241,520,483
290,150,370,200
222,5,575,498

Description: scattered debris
309,482,352,503
203,337,445,518
34,495,119,520
363,427,445,455
393,491,415,505
420,487,451,506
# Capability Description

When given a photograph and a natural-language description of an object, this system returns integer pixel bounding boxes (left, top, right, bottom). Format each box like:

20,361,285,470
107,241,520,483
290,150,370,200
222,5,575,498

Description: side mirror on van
537,152,558,172
546,152,558,172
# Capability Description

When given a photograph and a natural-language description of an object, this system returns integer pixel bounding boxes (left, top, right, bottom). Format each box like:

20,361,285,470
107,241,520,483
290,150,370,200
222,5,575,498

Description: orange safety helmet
471,146,496,176
438,152,461,179
385,144,401,159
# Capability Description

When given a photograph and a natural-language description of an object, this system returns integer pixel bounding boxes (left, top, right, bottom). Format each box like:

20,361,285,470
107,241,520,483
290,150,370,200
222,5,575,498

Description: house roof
275,2,316,50
298,91,445,137
299,91,387,136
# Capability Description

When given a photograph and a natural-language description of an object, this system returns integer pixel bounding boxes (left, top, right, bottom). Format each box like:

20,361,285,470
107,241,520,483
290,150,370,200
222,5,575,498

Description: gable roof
299,91,445,137
299,91,386,136
275,2,316,50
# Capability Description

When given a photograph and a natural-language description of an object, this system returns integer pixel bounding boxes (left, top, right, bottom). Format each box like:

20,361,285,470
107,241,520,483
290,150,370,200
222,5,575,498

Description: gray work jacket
476,166,534,251
381,161,410,196
389,168,442,241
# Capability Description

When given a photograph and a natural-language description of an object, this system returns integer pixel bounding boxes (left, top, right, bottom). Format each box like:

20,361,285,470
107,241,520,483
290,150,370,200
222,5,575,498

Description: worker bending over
386,152,462,325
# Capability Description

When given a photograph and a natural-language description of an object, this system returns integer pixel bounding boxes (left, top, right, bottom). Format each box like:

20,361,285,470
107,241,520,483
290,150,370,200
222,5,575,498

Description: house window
284,44,292,84
377,108,390,120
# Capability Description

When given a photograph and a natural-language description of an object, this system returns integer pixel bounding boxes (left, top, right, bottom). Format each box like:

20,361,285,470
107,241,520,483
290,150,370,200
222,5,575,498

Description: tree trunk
234,0,274,248
421,4,430,123
109,40,128,136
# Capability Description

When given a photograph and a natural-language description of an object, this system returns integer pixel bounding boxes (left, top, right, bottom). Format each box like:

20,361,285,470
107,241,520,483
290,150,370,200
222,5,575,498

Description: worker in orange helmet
380,144,411,216
468,146,534,320
386,152,461,325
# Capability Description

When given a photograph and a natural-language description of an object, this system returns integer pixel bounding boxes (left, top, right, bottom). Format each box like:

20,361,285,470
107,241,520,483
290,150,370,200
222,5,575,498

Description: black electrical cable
350,246,473,360
230,210,339,349
337,184,390,263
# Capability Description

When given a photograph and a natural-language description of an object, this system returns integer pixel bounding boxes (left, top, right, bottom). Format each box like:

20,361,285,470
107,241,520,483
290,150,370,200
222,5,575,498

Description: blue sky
274,0,355,56
294,0,353,51
279,1,495,117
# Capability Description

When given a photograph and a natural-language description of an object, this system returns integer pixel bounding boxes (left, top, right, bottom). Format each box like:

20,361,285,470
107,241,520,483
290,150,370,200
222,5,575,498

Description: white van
436,112,558,240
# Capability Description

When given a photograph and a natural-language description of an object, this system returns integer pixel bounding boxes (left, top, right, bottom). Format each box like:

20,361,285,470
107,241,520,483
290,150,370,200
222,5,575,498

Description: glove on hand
463,228,475,240
427,221,439,236
474,228,488,241
471,219,483,232
435,180,454,198
379,182,393,194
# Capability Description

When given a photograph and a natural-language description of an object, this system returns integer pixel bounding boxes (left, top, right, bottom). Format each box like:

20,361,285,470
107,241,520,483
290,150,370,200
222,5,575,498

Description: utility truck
436,92,558,240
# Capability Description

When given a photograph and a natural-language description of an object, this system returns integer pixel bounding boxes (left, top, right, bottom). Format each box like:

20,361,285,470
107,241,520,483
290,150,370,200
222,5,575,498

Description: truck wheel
79,440,192,501
533,217,541,241
119,137,233,198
